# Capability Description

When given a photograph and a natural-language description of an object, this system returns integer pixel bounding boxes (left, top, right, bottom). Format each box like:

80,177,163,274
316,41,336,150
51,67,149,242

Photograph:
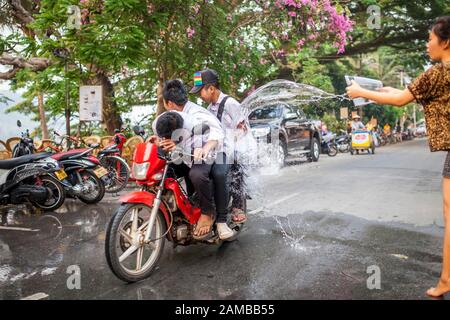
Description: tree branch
7,0,34,25
318,27,428,60
0,53,52,79
0,66,19,80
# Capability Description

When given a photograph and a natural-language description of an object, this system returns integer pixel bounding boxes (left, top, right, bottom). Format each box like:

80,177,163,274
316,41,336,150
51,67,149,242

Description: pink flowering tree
1,0,355,130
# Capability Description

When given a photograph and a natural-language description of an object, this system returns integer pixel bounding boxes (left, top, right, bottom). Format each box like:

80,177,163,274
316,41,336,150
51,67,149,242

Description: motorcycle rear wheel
105,203,166,283
32,175,66,211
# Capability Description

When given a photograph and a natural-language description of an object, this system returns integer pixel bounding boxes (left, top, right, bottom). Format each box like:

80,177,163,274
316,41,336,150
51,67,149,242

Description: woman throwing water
346,16,450,298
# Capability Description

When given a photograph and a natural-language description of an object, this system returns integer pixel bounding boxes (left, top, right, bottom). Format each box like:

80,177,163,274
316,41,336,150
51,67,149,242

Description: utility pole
403,75,415,128
53,48,71,147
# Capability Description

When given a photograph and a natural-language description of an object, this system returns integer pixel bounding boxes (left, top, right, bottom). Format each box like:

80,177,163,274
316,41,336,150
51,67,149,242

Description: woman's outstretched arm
346,80,416,107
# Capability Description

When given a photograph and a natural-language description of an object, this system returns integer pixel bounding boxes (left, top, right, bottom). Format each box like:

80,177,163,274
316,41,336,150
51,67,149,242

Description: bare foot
194,214,213,237
231,208,247,223
426,279,450,298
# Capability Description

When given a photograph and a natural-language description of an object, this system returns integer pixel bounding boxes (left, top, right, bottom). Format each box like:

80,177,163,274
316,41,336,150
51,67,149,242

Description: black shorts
444,151,450,179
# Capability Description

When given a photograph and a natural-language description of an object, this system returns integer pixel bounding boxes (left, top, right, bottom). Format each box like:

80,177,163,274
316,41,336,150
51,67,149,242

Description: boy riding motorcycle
150,80,235,240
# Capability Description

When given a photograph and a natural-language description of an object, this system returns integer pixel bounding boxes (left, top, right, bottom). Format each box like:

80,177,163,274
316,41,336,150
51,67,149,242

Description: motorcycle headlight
251,127,271,138
133,162,149,180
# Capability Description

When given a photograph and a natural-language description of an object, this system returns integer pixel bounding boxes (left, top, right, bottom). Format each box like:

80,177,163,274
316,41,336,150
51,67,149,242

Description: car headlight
133,162,149,180
251,127,271,138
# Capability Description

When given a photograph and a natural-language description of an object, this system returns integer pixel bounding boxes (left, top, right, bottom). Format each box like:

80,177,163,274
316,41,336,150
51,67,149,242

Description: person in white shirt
151,80,234,240
190,69,249,224
351,115,366,131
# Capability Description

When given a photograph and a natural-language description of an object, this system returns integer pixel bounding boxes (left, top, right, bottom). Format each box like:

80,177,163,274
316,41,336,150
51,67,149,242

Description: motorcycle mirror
17,120,22,127
157,146,167,160
89,143,100,149
133,125,145,136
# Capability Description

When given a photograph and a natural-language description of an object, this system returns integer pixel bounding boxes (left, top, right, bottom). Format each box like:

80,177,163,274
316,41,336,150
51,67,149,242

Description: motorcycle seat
0,152,52,170
51,148,90,161
98,148,120,156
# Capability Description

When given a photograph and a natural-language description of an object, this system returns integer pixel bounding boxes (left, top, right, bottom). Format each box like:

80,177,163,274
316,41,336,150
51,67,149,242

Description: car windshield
249,105,282,120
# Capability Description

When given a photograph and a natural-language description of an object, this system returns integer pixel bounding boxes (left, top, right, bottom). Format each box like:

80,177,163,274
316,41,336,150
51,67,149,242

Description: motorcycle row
1,122,247,283
0,121,130,213
320,127,424,157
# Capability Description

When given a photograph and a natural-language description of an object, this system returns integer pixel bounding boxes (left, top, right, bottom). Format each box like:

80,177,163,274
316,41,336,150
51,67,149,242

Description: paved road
0,138,448,299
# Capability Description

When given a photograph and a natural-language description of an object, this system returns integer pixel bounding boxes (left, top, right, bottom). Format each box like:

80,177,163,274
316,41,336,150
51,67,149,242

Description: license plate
94,166,108,178
55,169,68,180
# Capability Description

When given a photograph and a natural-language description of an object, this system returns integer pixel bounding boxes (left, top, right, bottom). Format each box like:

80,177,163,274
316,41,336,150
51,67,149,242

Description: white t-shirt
182,101,233,156
152,104,225,166
207,92,255,158
207,92,245,131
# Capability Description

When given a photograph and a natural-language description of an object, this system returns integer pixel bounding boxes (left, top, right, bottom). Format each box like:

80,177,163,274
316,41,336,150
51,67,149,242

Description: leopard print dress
444,152,450,178
408,62,450,178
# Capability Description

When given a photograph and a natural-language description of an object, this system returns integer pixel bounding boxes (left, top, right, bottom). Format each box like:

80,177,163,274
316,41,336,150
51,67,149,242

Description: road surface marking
249,193,300,214
21,292,49,300
267,193,300,208
0,226,40,232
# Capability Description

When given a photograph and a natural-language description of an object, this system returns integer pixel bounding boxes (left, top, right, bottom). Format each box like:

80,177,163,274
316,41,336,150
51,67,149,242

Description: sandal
193,215,215,240
231,208,247,224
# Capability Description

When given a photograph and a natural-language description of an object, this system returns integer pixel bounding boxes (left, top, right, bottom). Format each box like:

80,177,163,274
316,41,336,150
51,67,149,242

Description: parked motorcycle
321,132,338,157
12,121,35,158
335,130,351,153
379,133,388,146
402,128,414,141
97,130,130,194
52,131,130,194
372,131,381,147
50,145,106,204
0,153,66,211
105,127,244,283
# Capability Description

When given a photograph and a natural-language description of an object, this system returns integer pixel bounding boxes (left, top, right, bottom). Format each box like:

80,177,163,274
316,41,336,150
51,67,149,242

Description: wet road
0,138,448,299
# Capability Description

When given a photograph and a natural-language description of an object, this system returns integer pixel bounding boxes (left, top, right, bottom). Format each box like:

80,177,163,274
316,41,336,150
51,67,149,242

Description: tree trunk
99,73,122,134
37,93,49,139
156,73,166,116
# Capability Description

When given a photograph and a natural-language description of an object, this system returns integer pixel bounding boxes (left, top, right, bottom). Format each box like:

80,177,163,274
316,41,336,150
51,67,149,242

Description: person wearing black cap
190,69,249,224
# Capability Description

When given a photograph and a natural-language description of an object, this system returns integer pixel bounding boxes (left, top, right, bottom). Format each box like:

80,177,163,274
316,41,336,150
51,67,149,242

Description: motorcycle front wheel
339,142,350,153
100,156,130,194
327,144,338,157
105,203,166,283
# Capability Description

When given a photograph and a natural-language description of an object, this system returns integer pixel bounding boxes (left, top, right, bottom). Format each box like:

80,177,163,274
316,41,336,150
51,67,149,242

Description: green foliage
321,113,347,133
293,58,334,93
1,0,442,136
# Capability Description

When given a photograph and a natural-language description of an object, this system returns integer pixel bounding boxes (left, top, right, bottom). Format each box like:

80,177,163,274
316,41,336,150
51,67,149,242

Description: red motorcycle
50,131,130,194
105,141,244,283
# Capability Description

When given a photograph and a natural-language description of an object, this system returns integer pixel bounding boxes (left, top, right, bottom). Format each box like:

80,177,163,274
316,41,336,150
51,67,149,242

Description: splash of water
241,79,350,115
238,80,350,209
273,216,307,252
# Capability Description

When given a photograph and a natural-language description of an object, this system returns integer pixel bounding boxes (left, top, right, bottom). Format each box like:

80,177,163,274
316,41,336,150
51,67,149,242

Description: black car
249,103,321,166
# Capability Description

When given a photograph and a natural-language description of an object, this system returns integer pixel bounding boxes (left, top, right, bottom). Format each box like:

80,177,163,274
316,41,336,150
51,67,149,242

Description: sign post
79,86,103,121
